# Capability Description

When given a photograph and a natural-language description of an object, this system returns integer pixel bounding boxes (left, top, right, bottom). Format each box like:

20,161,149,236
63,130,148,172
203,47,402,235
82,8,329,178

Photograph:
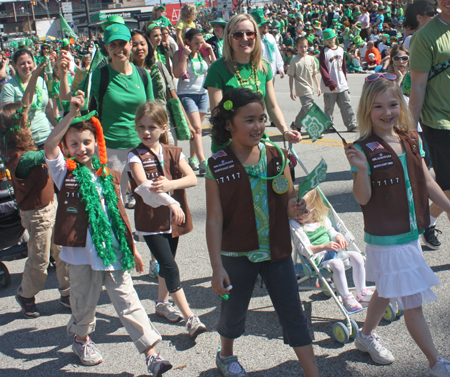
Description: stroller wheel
396,309,404,318
0,262,11,288
349,319,359,340
382,303,397,322
332,321,349,344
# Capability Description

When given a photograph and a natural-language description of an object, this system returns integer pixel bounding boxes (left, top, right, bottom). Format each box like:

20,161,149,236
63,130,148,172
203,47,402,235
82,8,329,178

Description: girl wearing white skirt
344,73,450,376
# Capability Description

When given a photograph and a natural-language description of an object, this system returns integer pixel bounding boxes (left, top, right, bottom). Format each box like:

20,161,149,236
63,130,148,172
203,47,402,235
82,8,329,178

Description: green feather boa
72,156,135,271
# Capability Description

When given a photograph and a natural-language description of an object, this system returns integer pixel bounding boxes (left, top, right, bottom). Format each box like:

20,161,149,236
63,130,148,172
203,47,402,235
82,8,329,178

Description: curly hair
0,102,36,151
209,88,264,146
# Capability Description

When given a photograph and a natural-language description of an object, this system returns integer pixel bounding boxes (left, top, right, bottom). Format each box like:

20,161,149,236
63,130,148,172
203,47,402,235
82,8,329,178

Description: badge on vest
371,152,394,170
272,174,289,194
65,205,78,213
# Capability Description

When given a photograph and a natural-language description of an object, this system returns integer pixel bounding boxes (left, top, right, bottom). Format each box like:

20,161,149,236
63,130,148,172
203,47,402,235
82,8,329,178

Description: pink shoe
343,294,363,313
357,288,374,307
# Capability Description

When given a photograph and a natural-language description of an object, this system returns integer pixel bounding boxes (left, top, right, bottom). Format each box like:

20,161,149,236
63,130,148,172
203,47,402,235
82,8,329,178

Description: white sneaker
431,356,450,376
355,329,395,365
185,314,207,339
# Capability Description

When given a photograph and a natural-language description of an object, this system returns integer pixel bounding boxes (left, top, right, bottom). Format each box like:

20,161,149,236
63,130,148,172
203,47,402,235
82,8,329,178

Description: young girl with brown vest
127,101,207,339
44,92,173,377
205,88,319,377
345,74,450,375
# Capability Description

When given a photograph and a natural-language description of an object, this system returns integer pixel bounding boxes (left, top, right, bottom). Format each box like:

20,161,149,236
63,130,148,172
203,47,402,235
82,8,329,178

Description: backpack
88,65,149,120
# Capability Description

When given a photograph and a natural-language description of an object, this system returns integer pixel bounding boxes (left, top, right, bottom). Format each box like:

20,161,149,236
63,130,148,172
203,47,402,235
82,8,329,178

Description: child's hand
169,203,185,225
335,234,348,249
134,251,145,274
151,176,174,193
317,88,322,97
289,198,307,217
324,241,340,251
290,91,296,101
211,266,231,296
70,91,85,114
344,143,368,170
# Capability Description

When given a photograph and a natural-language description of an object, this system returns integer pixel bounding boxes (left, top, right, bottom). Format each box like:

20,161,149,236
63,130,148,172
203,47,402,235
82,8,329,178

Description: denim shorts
178,92,209,115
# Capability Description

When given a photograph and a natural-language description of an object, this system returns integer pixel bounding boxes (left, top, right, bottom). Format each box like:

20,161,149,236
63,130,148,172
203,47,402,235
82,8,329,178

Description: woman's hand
182,44,192,58
211,266,231,296
150,176,174,193
344,143,368,171
335,234,348,249
284,130,302,143
169,203,185,225
203,42,213,51
134,251,145,273
33,62,47,77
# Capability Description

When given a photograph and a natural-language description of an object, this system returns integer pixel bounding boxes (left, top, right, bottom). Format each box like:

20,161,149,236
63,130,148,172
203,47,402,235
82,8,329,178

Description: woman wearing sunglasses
204,13,301,153
387,44,410,87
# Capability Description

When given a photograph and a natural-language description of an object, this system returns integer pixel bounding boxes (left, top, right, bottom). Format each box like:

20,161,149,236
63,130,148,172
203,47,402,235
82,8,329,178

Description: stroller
289,145,401,344
0,168,28,289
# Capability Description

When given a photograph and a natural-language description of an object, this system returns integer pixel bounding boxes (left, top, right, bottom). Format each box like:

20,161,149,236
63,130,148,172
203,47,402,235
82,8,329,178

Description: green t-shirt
0,75,51,145
343,27,351,40
409,16,450,130
75,63,154,150
350,140,425,246
283,36,294,47
204,58,273,99
205,143,271,262
154,16,172,28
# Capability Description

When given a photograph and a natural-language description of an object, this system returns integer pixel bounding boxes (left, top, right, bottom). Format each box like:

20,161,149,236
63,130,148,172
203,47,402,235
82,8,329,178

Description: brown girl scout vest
6,147,54,211
128,143,193,237
207,145,292,263
53,169,134,253
357,131,429,237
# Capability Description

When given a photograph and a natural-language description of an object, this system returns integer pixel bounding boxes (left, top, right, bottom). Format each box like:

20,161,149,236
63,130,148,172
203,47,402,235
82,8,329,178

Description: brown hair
135,101,169,144
0,102,36,151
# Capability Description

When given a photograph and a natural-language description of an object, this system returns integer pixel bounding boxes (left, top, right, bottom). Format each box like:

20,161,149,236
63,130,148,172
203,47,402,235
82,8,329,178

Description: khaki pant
67,264,162,354
323,90,356,130
17,197,70,298
294,93,315,128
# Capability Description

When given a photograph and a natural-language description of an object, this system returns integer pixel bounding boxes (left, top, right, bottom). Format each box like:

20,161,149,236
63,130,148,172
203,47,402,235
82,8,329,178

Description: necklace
189,53,204,76
233,60,261,96
15,74,43,110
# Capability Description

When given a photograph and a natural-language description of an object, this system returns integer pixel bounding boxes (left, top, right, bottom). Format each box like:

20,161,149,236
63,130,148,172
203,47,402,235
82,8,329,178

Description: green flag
298,158,328,198
300,103,333,142
59,14,78,41
91,47,107,71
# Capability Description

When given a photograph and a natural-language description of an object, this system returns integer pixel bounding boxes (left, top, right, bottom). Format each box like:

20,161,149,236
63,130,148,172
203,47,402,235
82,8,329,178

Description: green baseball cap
104,24,131,45
61,38,70,48
102,15,127,31
322,28,337,40
154,4,166,12
250,9,270,27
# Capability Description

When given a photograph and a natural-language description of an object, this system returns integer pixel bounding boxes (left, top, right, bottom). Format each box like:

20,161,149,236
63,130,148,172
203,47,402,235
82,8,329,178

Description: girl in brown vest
206,88,319,377
127,101,207,339
344,75,450,374
1,101,70,319
44,92,172,376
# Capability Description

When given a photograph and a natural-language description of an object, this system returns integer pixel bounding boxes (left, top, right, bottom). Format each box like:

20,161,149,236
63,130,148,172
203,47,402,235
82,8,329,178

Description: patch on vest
371,152,394,170
211,150,227,160
65,205,78,213
366,141,384,151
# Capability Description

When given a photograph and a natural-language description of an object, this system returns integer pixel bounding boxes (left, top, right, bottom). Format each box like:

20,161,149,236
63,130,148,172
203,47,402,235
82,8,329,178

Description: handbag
165,87,191,141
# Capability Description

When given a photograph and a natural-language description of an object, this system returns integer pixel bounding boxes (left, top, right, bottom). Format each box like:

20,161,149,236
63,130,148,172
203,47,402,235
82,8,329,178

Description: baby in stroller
290,188,373,313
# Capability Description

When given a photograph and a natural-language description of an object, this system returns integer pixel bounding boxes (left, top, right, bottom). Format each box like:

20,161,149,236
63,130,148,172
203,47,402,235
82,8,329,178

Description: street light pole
85,0,92,39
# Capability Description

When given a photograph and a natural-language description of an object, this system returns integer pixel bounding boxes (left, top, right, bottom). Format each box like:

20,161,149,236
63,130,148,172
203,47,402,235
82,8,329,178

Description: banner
59,14,78,41
300,103,333,142
298,158,328,198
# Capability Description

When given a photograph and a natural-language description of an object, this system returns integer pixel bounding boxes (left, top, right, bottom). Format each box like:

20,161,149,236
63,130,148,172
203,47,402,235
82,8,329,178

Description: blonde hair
357,78,414,140
222,14,268,75
135,101,169,145
302,188,329,225
180,3,197,23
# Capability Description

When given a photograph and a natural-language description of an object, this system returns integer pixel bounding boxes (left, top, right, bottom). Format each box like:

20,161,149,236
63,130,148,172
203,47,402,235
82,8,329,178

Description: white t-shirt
176,56,208,95
127,144,185,236
320,46,349,94
46,149,123,271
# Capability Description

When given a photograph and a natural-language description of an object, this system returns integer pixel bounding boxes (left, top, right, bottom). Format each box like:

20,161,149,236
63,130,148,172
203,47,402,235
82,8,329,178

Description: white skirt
365,239,439,310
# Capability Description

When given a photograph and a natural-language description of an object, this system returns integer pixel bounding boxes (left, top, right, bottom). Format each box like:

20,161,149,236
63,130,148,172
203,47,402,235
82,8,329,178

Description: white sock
430,215,438,227
360,332,371,339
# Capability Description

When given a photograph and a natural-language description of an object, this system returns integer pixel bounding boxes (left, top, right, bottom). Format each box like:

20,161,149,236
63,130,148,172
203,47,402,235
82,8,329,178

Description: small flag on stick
59,14,78,41
298,158,328,198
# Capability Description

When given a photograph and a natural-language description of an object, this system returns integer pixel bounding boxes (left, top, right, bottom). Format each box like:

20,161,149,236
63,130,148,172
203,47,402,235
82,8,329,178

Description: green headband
147,23,159,32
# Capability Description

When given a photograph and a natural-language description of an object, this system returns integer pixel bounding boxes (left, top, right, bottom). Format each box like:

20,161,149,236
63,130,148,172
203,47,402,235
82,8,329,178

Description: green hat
322,28,337,40
210,17,227,27
101,15,126,31
355,22,362,28
104,24,131,45
354,11,361,16
250,9,270,27
353,36,364,47
289,14,295,18
383,33,391,41
71,110,98,125
61,39,70,48
154,4,166,12
41,43,49,48
18,40,26,48
332,18,338,22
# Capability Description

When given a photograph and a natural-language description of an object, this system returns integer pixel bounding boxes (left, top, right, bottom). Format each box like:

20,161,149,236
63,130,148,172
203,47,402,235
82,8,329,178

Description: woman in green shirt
204,13,301,152
152,5,172,28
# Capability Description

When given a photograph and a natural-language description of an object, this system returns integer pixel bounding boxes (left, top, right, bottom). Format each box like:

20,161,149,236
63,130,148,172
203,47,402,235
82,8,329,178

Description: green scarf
262,35,276,62
150,63,165,101
15,74,44,110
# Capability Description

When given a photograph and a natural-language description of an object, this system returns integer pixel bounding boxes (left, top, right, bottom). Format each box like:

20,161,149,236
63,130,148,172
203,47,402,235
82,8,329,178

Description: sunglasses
231,31,256,40
365,73,397,82
393,55,409,62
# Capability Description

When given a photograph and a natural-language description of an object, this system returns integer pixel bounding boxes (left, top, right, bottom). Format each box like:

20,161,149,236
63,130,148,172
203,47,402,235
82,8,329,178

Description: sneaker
155,302,184,323
355,329,395,365
347,124,357,132
431,356,450,377
199,160,207,175
15,294,40,318
181,72,190,82
188,157,199,171
148,260,160,278
185,314,207,339
216,351,249,377
72,335,103,366
147,353,173,377
343,294,363,313
125,190,136,209
59,295,71,308
421,225,442,250
357,288,374,307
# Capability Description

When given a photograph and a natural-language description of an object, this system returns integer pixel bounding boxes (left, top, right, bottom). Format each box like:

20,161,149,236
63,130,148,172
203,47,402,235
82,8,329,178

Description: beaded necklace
15,74,43,110
189,52,204,76
232,60,261,95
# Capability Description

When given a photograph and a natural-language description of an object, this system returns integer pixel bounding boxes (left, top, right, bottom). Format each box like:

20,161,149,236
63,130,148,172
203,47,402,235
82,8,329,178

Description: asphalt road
1,72,450,377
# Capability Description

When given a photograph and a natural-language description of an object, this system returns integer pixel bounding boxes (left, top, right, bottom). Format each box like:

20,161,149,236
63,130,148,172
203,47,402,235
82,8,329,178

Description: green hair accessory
10,106,29,132
223,100,233,111
147,23,159,32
